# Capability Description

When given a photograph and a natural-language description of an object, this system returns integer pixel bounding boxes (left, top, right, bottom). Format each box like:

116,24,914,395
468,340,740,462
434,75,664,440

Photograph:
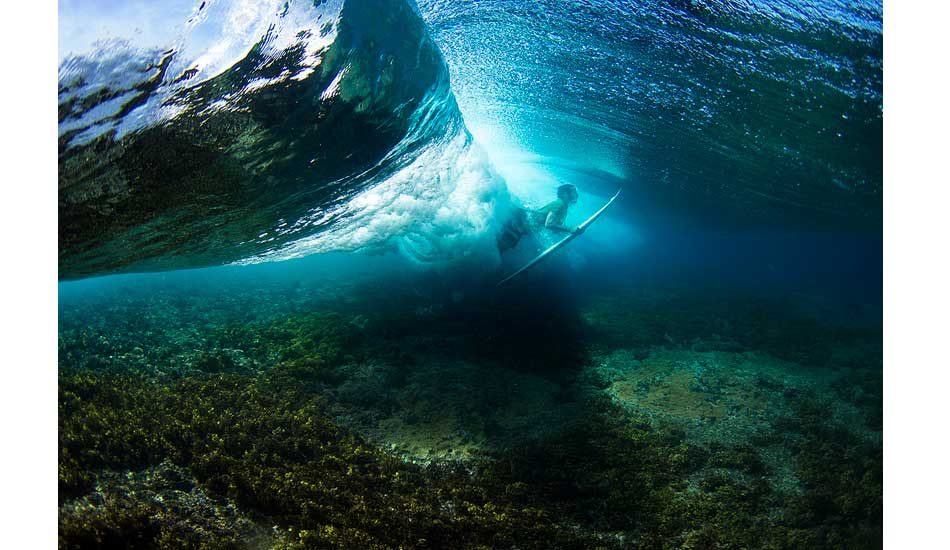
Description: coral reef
59,275,882,548
60,368,614,548
60,460,274,549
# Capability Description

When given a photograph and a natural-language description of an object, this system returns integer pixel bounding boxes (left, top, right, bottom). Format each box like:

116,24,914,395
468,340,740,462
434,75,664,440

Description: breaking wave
58,0,510,279
59,0,882,280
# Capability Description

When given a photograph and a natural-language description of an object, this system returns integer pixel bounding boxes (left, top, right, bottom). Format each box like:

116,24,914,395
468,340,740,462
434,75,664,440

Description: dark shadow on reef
351,268,589,376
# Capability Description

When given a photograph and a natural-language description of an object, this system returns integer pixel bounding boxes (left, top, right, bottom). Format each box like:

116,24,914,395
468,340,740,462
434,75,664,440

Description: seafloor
58,266,882,549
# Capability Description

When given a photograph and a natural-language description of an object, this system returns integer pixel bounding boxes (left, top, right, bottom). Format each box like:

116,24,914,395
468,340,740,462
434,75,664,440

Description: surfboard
498,188,622,286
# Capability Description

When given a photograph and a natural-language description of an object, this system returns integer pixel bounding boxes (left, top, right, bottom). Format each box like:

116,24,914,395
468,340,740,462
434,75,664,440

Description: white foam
237,130,513,269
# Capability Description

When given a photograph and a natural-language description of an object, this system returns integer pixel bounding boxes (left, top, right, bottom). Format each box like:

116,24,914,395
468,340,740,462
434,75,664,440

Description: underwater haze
58,0,882,548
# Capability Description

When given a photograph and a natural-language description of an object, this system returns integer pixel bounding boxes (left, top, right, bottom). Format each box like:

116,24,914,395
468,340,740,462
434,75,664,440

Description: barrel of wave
57,0,510,280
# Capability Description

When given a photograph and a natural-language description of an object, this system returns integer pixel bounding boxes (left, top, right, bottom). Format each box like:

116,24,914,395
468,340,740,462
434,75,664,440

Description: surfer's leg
497,227,522,252
496,208,529,252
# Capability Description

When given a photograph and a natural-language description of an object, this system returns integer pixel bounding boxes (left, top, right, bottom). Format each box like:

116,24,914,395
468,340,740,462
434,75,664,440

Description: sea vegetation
60,370,881,548
60,367,610,549
59,282,881,548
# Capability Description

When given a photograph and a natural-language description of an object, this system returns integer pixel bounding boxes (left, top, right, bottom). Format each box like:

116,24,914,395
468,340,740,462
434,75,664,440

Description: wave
58,0,883,280
58,0,510,279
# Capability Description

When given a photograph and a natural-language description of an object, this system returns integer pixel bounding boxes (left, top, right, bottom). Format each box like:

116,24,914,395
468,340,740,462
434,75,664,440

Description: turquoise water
58,1,881,547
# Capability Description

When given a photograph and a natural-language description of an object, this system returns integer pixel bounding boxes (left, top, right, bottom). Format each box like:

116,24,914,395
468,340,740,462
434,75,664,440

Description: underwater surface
58,0,882,548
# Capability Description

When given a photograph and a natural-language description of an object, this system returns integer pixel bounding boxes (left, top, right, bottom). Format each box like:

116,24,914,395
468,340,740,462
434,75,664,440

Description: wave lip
58,0,508,280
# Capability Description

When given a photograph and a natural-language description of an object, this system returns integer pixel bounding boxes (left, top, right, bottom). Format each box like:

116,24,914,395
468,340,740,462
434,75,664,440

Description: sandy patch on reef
330,360,582,463
598,349,839,434
590,347,875,493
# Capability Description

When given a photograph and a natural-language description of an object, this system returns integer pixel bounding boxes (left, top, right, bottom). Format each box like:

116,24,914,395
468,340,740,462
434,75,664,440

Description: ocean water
58,1,882,548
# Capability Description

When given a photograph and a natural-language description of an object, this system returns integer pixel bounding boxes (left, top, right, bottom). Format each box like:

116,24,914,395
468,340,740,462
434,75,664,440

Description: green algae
59,368,615,548
59,280,881,548
60,363,881,548
60,460,272,550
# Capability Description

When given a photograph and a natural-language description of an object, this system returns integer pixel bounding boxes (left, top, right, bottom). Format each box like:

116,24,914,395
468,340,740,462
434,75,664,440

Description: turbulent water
59,0,880,280
59,0,508,279
58,1,883,548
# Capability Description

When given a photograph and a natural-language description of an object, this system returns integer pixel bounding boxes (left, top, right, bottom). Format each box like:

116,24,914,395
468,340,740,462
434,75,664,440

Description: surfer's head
557,184,578,204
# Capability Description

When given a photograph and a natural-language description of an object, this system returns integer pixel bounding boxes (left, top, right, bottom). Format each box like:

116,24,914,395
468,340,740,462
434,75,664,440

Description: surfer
496,184,583,252
538,184,584,235
497,186,621,285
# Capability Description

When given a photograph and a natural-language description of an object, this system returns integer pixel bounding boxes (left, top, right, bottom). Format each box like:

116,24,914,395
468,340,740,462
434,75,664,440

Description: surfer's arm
544,211,582,235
